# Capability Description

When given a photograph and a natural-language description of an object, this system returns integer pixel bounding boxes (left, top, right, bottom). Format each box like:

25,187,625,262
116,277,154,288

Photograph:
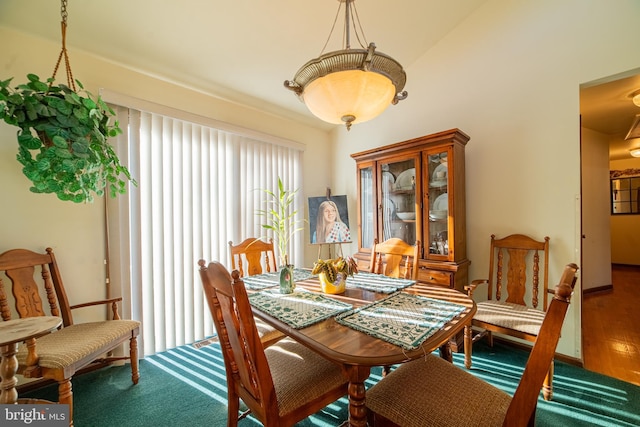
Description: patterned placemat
335,292,466,350
346,272,416,293
241,269,316,290
248,290,352,329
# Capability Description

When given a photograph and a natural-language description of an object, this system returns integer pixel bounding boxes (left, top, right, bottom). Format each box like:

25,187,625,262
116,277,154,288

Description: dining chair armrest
464,279,488,298
70,297,123,320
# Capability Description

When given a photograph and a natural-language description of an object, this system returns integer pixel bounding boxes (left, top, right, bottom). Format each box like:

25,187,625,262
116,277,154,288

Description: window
106,102,304,356
610,169,640,215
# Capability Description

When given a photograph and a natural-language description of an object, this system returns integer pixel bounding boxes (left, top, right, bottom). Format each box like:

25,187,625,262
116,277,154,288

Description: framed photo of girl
308,195,352,244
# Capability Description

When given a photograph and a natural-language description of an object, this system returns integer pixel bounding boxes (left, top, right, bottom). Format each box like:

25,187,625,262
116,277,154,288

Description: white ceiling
580,72,640,160
0,0,488,130
1,0,639,148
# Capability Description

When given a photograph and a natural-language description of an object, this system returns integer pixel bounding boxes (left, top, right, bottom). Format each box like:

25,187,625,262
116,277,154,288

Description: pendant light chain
50,0,76,91
319,0,368,56
319,1,343,55
284,0,407,130
350,2,368,49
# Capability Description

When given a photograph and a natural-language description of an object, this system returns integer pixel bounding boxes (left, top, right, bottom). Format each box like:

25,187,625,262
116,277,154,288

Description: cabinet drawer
418,268,452,287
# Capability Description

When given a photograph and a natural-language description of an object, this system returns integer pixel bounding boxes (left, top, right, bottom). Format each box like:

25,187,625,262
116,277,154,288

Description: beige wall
0,27,332,320
581,128,612,291
330,0,640,358
2,0,640,359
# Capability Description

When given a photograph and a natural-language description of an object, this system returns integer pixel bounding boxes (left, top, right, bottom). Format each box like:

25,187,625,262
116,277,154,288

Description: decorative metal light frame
631,89,640,108
284,0,407,130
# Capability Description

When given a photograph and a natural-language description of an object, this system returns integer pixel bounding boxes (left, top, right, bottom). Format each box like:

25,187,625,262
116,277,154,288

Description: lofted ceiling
1,0,638,146
0,0,488,131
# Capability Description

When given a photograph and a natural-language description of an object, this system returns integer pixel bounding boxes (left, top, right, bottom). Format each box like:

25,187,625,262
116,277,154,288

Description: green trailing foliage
0,73,137,203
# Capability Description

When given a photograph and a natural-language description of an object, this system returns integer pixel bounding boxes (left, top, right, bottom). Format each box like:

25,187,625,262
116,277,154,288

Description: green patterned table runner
335,292,466,350
242,269,316,290
248,290,352,329
346,272,416,293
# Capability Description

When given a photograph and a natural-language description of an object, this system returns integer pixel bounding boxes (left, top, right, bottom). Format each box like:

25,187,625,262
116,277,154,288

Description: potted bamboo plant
256,177,305,293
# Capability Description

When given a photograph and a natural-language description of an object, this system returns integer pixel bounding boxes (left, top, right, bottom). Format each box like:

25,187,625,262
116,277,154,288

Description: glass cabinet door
379,156,418,245
358,163,375,249
425,148,451,259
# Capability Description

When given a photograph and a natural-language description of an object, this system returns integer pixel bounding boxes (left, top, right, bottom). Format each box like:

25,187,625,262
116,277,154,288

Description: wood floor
582,264,640,386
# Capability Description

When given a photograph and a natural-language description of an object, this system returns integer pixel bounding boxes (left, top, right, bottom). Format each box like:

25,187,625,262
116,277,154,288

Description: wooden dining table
249,276,477,427
0,316,62,404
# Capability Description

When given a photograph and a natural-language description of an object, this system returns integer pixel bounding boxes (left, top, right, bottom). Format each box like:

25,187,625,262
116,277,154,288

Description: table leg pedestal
0,343,19,404
340,365,372,427
438,341,452,363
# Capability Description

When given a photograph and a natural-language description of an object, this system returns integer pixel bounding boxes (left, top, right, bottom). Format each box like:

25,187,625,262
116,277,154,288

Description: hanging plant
0,74,135,202
0,0,136,203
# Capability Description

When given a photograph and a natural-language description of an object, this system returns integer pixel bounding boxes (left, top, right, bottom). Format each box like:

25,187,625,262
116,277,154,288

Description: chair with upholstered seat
197,260,348,427
463,234,555,399
369,237,420,280
228,237,284,347
0,247,140,426
365,263,578,427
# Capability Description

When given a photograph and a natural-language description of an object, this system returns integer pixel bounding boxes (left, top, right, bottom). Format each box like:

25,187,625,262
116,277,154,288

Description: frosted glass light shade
285,44,407,130
303,70,397,126
629,148,640,157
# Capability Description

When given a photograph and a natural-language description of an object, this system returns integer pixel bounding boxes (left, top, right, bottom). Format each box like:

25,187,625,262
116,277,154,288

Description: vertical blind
107,106,304,356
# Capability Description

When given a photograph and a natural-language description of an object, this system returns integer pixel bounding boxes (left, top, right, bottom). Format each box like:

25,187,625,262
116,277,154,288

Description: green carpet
21,340,640,426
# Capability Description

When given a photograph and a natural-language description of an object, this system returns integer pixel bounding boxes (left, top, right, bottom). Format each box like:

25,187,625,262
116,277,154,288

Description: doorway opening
580,68,640,385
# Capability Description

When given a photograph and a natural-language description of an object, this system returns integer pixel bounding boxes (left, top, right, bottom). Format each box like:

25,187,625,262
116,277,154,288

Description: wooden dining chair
197,260,349,427
365,263,578,427
229,237,277,277
370,237,420,375
228,237,284,347
369,237,420,280
463,234,555,399
0,247,140,426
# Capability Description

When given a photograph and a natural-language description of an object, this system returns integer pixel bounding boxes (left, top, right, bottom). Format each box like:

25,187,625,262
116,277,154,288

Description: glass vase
279,265,295,294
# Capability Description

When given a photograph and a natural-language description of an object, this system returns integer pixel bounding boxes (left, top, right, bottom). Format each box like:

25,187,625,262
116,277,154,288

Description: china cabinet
351,128,470,292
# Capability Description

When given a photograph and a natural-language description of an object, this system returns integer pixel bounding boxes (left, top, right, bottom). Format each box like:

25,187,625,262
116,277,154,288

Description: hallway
582,264,640,386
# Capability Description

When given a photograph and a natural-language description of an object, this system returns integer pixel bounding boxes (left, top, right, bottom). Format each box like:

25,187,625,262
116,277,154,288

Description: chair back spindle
229,238,277,277
490,234,549,309
369,238,420,280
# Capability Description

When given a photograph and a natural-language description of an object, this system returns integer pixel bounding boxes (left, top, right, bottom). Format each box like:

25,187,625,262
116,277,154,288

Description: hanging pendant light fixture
284,0,407,131
631,89,640,107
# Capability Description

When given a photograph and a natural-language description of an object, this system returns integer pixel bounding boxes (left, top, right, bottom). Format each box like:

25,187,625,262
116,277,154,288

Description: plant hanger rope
0,0,136,204
50,0,76,91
